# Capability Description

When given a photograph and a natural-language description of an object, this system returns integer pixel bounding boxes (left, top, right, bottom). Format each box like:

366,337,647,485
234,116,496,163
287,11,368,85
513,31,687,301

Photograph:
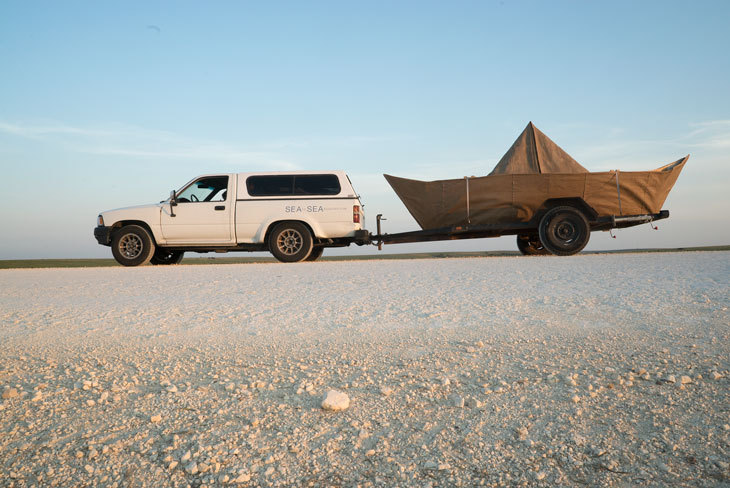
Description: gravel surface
1,251,729,487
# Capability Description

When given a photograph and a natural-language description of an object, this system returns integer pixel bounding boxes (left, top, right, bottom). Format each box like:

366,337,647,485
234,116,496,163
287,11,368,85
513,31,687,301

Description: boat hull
385,156,688,230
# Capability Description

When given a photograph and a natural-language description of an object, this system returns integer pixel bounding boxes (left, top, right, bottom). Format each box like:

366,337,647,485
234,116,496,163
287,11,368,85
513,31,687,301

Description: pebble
466,397,483,408
515,427,529,440
150,414,162,423
711,371,723,380
321,390,350,411
181,450,192,462
666,375,677,384
380,386,393,396
2,388,19,400
680,375,692,385
185,462,198,475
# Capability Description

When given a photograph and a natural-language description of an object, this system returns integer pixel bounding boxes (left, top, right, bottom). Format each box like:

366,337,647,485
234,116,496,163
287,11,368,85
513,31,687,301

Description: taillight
353,205,360,223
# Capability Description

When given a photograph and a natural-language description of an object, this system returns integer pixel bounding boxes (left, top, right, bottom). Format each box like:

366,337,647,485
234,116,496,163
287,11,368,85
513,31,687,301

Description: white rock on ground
321,390,350,411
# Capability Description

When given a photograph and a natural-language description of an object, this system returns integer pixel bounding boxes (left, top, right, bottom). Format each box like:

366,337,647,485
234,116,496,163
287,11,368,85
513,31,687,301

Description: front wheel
268,222,313,263
150,249,184,265
111,225,156,266
538,206,590,256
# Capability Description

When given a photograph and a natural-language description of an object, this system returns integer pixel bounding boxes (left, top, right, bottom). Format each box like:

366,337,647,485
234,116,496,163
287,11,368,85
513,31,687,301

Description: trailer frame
369,210,669,254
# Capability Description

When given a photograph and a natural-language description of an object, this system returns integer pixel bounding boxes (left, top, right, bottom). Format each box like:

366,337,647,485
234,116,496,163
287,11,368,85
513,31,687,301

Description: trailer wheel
150,249,184,265
538,206,590,256
305,246,324,262
516,234,550,256
111,225,156,266
268,222,313,263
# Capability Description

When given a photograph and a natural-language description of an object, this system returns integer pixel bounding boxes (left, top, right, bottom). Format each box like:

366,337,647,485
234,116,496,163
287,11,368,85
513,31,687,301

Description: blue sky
1,0,729,259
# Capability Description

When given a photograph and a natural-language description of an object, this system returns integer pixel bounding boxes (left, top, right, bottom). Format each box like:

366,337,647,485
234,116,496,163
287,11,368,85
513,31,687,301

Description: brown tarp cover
385,122,688,230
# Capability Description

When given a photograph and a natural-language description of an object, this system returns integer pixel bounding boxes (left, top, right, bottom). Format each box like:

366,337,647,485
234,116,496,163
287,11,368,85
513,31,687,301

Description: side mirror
169,190,177,217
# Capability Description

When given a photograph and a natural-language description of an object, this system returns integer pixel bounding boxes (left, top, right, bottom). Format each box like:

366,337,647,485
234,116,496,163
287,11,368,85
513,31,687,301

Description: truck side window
294,175,341,195
247,176,294,196
246,174,341,196
177,176,229,202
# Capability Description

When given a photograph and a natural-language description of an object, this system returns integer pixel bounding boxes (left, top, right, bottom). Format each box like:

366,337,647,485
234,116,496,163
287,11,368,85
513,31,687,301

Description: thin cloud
0,120,401,170
0,121,302,169
0,121,110,138
682,120,730,149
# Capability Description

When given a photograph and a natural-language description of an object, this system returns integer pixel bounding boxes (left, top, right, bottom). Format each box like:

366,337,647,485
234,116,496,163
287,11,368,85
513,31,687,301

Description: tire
111,225,156,266
516,234,550,256
538,206,590,256
150,249,184,265
305,246,324,262
268,222,313,263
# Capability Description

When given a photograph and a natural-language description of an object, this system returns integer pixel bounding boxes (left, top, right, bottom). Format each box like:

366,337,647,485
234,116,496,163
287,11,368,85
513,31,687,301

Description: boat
383,122,688,255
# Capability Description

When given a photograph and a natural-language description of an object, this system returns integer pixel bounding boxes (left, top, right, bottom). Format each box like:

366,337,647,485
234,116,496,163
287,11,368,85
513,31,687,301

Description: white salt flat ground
1,252,729,486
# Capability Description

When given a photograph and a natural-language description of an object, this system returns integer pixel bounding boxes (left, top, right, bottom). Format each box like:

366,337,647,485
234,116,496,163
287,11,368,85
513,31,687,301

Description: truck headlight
97,215,104,226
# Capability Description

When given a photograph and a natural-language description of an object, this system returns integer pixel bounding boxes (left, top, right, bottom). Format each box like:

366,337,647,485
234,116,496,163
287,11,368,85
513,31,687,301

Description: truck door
160,175,234,244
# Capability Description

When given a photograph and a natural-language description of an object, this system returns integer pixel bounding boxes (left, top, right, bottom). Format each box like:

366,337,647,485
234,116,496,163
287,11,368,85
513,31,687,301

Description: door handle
215,206,225,211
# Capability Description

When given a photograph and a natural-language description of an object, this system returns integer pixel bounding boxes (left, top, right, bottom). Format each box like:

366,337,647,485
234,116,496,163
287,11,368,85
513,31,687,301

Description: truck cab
94,171,369,266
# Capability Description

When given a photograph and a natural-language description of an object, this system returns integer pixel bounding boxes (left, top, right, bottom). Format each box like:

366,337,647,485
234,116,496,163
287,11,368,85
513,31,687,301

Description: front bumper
94,226,112,246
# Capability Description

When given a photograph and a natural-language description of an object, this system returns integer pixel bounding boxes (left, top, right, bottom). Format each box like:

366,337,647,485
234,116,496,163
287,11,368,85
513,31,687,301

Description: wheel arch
109,220,159,245
262,219,317,245
534,198,598,223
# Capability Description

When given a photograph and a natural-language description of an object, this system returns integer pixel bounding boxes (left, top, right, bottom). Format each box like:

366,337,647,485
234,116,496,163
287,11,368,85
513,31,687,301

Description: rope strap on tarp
615,170,623,216
464,176,471,223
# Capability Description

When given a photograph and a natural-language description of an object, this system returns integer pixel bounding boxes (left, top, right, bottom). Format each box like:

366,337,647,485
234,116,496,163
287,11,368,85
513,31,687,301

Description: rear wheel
305,246,324,261
111,225,156,266
538,206,590,256
516,234,550,256
150,249,184,265
268,222,313,263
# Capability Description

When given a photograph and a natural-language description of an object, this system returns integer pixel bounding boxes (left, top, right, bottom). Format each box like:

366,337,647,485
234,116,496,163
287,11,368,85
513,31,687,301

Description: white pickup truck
94,171,370,266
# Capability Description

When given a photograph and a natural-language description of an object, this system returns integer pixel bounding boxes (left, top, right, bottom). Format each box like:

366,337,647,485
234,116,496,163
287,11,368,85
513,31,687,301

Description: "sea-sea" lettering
285,205,324,213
